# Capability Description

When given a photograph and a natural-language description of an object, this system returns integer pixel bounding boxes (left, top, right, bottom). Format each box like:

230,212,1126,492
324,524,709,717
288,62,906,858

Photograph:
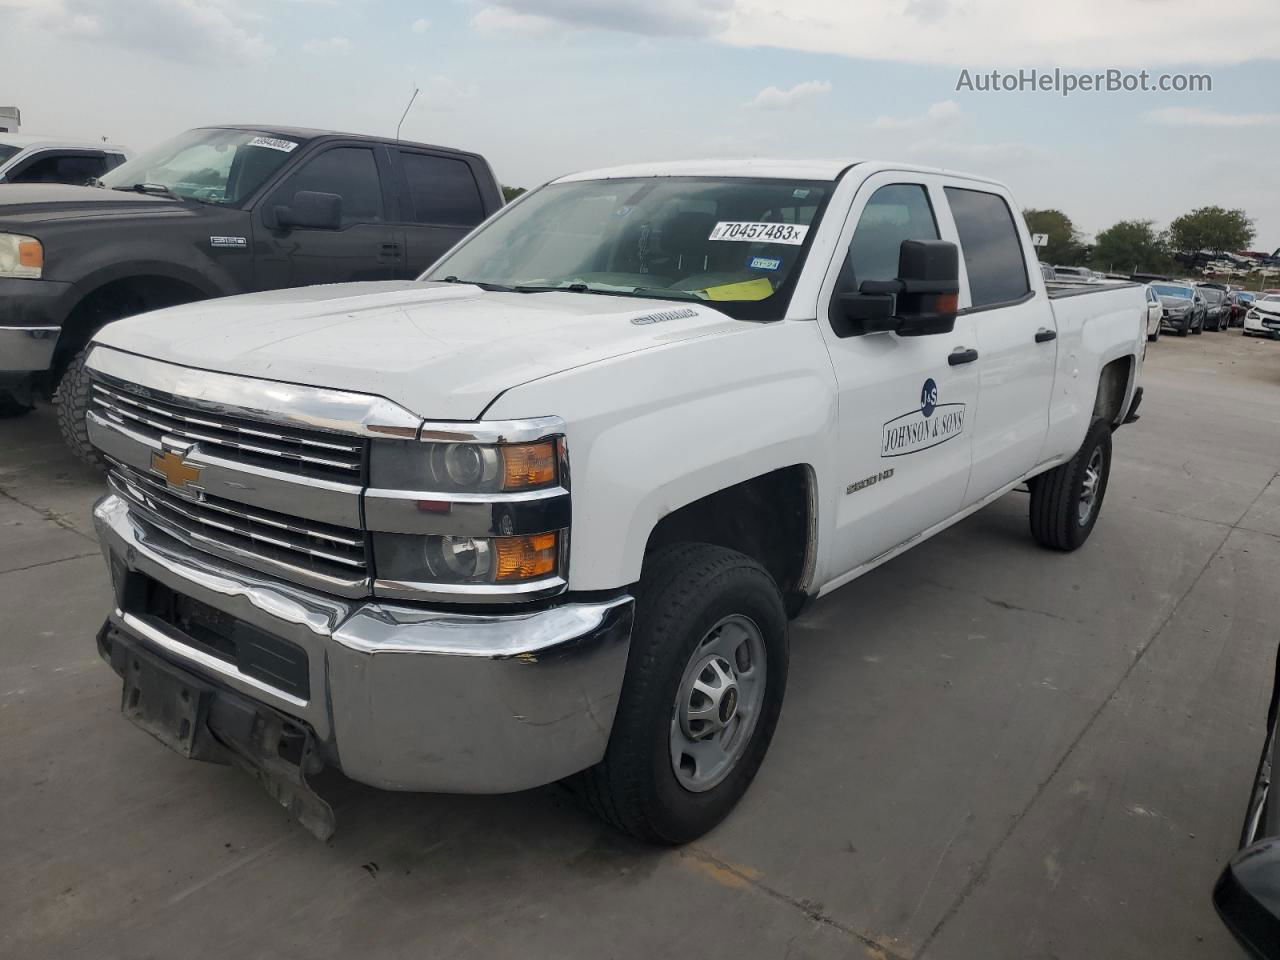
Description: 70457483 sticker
708,221,809,245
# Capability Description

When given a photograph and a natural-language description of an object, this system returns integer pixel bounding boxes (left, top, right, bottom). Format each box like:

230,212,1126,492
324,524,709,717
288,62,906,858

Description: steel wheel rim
670,614,767,793
1078,446,1104,526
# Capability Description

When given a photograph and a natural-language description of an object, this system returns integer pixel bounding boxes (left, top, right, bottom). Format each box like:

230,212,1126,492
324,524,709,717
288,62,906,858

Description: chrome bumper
93,493,634,793
0,325,59,373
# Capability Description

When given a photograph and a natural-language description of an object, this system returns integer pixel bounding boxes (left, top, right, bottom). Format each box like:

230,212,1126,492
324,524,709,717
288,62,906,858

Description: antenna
396,86,420,141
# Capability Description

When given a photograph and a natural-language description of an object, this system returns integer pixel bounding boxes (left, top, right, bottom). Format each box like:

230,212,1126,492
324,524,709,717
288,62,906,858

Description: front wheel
1028,417,1112,552
576,543,788,844
1192,316,1203,335
1147,320,1160,343
1176,318,1189,337
54,346,106,470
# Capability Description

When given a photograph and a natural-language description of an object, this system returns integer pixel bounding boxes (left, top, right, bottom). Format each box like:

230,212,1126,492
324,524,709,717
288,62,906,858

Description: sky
2,0,1279,250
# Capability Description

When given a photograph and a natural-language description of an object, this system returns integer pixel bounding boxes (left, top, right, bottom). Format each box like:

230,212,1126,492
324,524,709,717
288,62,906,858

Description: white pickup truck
83,158,1146,844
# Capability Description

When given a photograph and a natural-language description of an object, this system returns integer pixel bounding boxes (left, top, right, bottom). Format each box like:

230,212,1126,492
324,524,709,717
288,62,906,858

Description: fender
486,320,839,592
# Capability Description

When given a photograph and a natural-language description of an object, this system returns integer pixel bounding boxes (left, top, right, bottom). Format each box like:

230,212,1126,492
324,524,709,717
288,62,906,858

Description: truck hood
0,183,183,226
93,280,749,420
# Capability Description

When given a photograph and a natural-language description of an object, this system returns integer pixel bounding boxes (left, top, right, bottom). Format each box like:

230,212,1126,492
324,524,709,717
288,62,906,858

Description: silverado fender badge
209,236,248,249
880,377,966,457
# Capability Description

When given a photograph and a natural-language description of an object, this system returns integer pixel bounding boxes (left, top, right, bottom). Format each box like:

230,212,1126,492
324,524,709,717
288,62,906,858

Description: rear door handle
948,347,979,366
379,242,402,260
1035,328,1057,343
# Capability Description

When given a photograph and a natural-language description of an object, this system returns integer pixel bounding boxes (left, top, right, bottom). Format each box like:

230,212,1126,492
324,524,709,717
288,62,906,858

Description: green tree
1023,209,1086,266
501,185,527,204
1168,206,1255,255
1090,219,1174,275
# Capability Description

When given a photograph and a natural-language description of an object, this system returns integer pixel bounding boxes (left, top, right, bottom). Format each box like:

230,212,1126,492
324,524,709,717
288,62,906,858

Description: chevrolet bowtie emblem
151,450,202,490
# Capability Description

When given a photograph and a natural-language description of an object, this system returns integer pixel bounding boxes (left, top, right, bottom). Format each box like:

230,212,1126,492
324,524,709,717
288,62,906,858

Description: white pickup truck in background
82,158,1146,844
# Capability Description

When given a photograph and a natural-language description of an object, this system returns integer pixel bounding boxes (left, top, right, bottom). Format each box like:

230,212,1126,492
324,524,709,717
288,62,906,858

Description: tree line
1024,206,1257,276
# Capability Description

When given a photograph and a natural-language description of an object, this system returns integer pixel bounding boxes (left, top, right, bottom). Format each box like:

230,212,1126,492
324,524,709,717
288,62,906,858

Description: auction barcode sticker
248,136,299,153
708,221,809,245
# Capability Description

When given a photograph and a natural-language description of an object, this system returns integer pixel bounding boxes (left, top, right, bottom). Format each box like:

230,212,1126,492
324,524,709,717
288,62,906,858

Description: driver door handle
1035,328,1057,343
948,347,979,366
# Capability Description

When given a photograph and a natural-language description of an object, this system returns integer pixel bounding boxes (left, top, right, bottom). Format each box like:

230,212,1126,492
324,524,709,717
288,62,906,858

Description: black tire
54,346,106,470
1028,417,1112,552
1192,316,1203,335
576,543,788,844
1147,322,1159,343
1176,318,1189,337
0,390,34,418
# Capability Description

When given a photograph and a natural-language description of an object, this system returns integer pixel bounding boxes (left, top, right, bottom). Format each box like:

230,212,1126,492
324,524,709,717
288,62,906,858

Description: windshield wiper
513,282,590,294
112,182,179,199
438,276,517,292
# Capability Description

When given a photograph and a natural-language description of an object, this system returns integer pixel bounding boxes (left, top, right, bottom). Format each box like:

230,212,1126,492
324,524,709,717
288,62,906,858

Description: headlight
374,531,562,586
371,439,558,493
1248,309,1259,319
0,233,42,279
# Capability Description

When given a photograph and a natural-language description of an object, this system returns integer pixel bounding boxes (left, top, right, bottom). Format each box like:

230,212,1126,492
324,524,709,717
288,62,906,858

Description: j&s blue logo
920,378,938,418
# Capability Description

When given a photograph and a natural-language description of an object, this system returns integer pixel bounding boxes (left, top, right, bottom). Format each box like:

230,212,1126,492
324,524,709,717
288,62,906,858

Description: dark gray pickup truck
0,124,502,462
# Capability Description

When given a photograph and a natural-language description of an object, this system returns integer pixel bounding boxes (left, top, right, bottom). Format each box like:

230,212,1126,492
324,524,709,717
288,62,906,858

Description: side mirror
830,239,961,338
274,191,342,230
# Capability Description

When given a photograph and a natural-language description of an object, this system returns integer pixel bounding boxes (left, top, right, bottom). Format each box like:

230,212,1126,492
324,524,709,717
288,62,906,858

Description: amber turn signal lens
494,532,559,581
500,441,557,490
18,239,42,270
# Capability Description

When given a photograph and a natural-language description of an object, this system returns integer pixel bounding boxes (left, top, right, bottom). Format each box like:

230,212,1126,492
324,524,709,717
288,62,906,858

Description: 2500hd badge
881,378,966,457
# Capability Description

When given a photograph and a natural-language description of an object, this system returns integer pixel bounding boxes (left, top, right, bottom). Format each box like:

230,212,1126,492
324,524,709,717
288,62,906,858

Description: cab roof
554,157,1006,187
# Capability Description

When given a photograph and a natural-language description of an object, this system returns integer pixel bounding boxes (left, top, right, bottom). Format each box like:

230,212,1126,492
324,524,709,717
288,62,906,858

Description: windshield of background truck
1153,284,1193,299
0,143,18,165
424,176,833,321
99,128,306,204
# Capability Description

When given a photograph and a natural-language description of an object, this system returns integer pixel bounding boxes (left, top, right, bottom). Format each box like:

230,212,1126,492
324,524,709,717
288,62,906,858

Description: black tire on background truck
1028,417,1112,551
576,543,788,844
54,346,106,470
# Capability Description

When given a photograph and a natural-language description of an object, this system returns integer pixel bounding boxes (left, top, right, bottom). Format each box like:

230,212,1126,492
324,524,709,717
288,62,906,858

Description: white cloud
874,100,962,130
1145,106,1280,128
471,6,555,34
4,0,274,60
303,36,350,55
745,80,831,110
411,17,430,33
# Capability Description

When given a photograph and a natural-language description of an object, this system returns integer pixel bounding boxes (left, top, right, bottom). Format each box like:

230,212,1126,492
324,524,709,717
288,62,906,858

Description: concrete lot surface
2,329,1278,959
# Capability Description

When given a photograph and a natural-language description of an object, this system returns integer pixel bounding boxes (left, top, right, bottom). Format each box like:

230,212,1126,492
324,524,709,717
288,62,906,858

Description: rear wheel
576,543,788,844
54,346,105,470
1028,417,1112,552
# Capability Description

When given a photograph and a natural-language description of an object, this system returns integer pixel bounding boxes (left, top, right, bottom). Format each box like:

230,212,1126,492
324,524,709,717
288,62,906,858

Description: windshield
425,176,834,321
99,128,306,204
1200,288,1222,302
0,143,18,165
1152,284,1192,298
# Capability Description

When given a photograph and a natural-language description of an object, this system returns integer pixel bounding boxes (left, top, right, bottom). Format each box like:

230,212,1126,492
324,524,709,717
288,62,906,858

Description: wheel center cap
718,685,739,724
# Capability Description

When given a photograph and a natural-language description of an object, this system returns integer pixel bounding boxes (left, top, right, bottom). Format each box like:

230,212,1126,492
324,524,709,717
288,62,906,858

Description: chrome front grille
107,460,370,592
90,380,365,483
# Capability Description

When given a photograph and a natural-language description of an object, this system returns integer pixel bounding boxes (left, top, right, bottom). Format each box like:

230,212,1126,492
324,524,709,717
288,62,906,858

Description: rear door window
944,187,1031,308
398,152,485,226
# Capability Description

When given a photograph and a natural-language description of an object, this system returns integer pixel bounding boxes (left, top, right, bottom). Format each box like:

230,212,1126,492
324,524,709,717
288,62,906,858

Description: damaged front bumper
93,493,634,819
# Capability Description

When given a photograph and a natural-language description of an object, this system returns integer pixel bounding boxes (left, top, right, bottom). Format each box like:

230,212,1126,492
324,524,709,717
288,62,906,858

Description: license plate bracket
119,643,218,760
